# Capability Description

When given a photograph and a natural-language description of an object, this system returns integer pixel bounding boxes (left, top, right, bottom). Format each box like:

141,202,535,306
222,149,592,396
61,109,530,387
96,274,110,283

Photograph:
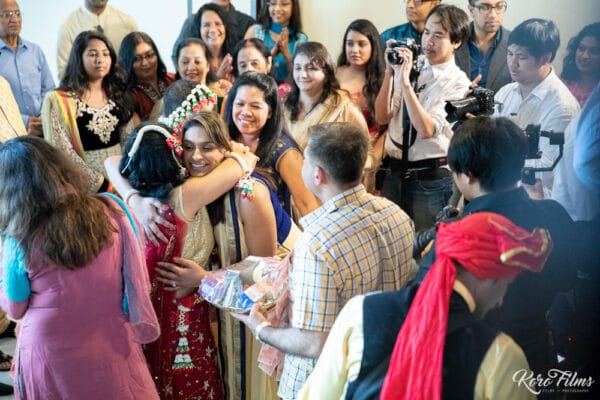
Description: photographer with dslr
375,4,471,231
416,116,577,376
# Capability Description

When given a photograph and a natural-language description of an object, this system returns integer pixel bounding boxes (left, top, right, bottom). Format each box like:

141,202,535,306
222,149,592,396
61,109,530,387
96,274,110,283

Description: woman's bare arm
239,181,277,256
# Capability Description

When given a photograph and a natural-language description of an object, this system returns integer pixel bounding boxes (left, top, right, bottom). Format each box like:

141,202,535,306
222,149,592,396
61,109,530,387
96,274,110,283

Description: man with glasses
57,0,137,78
455,0,512,92
0,0,54,138
381,0,441,46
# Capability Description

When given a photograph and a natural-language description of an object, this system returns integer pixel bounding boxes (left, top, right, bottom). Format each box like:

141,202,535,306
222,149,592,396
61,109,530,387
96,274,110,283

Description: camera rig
521,124,565,185
413,124,564,257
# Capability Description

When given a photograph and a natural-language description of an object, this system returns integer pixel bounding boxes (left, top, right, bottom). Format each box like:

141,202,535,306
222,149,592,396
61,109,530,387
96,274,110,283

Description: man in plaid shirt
235,122,415,399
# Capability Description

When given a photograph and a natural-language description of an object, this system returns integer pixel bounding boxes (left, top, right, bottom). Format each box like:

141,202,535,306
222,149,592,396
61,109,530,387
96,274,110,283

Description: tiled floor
0,338,15,399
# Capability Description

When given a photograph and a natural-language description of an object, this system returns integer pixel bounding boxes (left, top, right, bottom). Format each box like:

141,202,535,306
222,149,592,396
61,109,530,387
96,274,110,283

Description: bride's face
182,126,226,177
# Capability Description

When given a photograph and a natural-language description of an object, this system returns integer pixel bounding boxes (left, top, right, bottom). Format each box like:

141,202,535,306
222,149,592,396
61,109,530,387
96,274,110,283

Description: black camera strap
389,70,421,160
400,102,416,210
388,102,418,159
388,77,420,211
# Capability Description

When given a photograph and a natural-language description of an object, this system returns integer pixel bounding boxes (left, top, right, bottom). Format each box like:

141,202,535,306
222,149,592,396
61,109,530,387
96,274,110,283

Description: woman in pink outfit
0,136,160,400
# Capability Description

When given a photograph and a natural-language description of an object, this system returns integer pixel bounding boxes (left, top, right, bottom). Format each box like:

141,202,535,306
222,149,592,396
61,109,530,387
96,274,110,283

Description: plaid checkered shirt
277,184,414,399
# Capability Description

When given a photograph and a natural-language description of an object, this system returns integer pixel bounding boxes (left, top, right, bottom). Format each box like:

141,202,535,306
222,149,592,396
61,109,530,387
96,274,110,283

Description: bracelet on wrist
254,320,272,344
227,152,251,175
124,189,140,206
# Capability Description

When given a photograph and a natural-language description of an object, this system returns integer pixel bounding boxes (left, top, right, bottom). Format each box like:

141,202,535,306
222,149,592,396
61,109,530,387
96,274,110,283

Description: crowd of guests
0,0,598,398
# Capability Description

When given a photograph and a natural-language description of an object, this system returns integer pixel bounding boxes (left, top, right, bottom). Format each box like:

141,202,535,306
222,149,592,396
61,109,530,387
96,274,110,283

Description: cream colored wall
20,0,250,81
20,0,600,81
300,0,600,72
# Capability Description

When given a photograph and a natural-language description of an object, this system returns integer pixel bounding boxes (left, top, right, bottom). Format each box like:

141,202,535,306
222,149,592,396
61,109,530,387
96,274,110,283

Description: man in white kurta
56,0,137,78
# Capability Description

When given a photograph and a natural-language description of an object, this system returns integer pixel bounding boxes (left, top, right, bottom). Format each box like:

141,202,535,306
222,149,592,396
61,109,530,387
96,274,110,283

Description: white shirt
385,56,471,161
552,113,598,221
494,69,580,198
56,5,138,78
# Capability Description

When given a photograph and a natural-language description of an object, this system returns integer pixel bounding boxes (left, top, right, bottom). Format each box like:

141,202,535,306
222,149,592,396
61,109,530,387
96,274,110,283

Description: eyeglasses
0,10,22,19
404,0,437,5
134,52,157,63
473,2,507,13
95,25,104,34
266,1,291,7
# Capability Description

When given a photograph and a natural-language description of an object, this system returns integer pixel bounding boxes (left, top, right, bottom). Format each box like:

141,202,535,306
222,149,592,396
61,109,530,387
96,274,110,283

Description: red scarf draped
380,212,552,400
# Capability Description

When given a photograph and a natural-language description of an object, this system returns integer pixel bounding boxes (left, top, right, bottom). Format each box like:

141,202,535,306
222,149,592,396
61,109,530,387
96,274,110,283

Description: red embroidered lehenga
143,203,223,400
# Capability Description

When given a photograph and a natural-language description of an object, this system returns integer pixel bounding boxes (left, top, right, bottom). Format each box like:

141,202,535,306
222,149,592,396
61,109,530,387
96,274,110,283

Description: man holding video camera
416,116,577,375
494,18,579,199
375,4,471,231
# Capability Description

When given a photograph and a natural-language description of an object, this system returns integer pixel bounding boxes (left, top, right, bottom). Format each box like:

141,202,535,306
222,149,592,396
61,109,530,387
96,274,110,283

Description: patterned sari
143,187,223,400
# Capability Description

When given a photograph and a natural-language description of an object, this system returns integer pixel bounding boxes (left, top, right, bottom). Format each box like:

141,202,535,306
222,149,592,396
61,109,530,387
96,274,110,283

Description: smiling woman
225,71,320,217
106,108,285,399
244,0,307,83
560,22,600,106
119,31,175,121
173,37,233,112
171,3,236,83
284,42,369,151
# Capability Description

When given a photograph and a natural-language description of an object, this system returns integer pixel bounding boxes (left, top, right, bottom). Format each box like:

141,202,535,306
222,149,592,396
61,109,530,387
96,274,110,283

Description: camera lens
387,51,404,65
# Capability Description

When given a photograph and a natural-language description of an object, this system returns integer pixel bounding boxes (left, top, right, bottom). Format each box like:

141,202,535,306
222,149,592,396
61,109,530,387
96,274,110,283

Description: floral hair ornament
166,134,183,157
121,124,187,178
159,84,218,135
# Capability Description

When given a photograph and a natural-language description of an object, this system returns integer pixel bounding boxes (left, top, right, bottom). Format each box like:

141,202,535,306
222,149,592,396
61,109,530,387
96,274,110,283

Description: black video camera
413,205,461,259
445,87,495,123
387,38,420,65
521,124,565,185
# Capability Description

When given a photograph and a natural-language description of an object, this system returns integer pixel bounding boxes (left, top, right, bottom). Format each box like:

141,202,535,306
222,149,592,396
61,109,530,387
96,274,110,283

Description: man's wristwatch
254,320,272,344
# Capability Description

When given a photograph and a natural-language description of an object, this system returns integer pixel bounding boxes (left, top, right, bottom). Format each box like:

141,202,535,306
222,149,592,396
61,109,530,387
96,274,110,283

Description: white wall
19,0,251,81
300,0,600,73
20,0,600,83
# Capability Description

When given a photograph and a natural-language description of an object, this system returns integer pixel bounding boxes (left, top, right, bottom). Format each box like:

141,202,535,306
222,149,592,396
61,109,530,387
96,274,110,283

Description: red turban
380,212,552,400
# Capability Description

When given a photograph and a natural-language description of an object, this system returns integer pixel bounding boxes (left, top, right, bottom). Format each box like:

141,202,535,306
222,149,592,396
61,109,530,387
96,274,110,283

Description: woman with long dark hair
106,112,283,399
245,0,307,83
560,22,600,107
0,136,159,399
42,30,135,193
119,32,175,121
285,42,369,150
336,19,387,192
172,3,236,82
225,71,319,217
117,120,263,400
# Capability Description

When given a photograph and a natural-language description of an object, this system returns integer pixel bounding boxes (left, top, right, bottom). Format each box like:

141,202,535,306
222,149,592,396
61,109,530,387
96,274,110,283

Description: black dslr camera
387,38,421,65
445,87,495,123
